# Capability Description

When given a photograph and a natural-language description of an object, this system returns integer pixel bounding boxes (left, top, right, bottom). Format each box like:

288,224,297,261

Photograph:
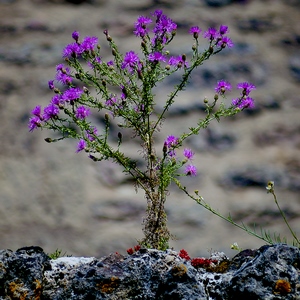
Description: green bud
118,132,122,141
45,138,52,143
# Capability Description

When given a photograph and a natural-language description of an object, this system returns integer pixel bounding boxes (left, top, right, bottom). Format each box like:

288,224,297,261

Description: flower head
165,135,179,148
86,127,98,141
218,36,234,48
183,148,194,160
168,55,188,68
31,105,42,118
121,51,140,73
55,65,72,85
152,12,177,46
75,105,90,119
43,103,59,121
203,27,218,41
215,80,232,95
237,82,256,96
48,80,55,90
61,87,83,102
134,15,152,37
72,30,80,42
148,52,166,63
80,36,98,52
185,164,197,176
219,25,229,35
76,139,86,153
63,42,82,58
28,116,42,132
189,26,201,39
232,96,255,109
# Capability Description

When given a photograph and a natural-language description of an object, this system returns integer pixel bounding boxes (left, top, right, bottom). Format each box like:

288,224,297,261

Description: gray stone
0,244,299,299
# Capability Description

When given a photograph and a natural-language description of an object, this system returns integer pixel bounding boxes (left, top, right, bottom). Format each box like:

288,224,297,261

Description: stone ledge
0,244,298,299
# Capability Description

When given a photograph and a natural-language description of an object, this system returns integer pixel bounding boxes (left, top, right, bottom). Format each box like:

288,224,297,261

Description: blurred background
0,0,300,258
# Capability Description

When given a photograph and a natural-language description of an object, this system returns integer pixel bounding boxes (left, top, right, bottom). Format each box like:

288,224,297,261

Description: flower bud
83,86,89,94
163,142,168,155
182,54,186,62
118,132,122,142
105,113,109,122
45,138,53,143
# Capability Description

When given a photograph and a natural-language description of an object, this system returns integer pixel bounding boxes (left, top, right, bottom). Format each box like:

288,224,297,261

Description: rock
289,54,300,81
0,244,298,299
203,0,233,7
0,246,51,299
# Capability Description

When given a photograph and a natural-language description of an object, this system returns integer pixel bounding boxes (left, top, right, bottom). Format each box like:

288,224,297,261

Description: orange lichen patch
98,276,119,294
206,260,230,273
171,264,188,277
7,281,28,300
33,279,42,299
273,279,292,295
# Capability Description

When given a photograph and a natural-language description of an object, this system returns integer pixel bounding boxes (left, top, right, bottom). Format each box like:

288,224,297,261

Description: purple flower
62,42,82,58
105,96,117,106
51,94,63,106
134,15,152,37
153,10,163,19
152,11,177,45
153,14,177,35
76,139,86,153
168,55,188,68
80,36,98,52
107,60,114,67
215,80,232,94
28,116,42,132
189,26,201,38
219,25,229,35
183,148,194,160
75,105,90,119
48,80,55,90
217,36,234,48
203,27,218,41
87,56,102,69
61,87,83,102
165,135,179,148
86,127,98,141
185,164,197,176
121,51,140,73
232,96,255,109
72,30,80,42
237,82,256,96
43,103,60,121
148,52,166,63
31,105,42,118
55,67,72,85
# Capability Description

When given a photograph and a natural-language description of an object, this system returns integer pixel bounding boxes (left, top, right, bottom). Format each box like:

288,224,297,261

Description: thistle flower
215,80,232,95
76,139,86,153
185,164,197,176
